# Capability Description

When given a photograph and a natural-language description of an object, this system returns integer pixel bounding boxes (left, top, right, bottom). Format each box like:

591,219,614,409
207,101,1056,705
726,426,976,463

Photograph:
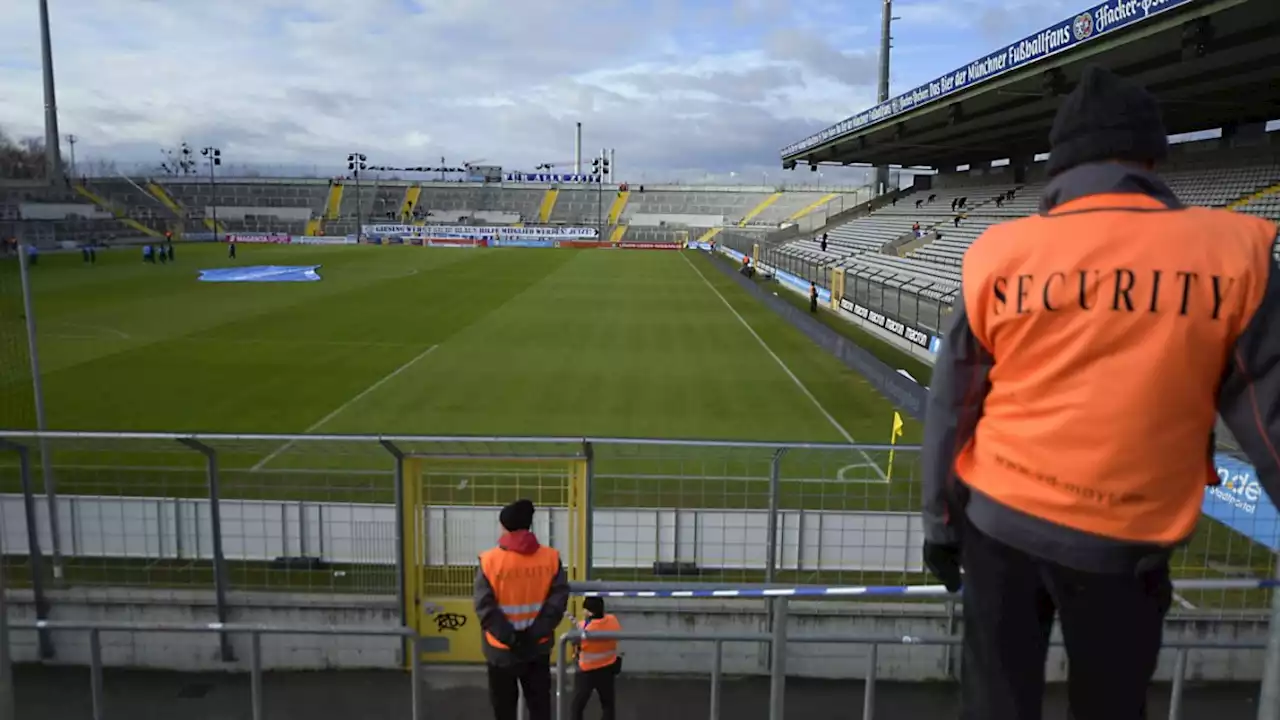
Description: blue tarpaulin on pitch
198,265,322,283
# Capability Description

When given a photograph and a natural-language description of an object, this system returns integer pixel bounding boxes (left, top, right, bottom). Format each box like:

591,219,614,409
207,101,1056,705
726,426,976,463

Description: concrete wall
609,598,1271,683
5,589,1270,682
6,587,402,671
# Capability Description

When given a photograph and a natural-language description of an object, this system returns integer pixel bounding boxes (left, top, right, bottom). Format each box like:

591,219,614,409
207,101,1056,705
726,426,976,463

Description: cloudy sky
0,0,1089,182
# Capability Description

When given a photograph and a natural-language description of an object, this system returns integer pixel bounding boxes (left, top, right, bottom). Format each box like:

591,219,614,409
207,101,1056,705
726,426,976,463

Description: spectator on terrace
959,196,968,209
950,198,957,211
928,193,937,203
820,233,828,253
995,196,1004,208
954,215,961,227
912,221,920,235
915,198,923,209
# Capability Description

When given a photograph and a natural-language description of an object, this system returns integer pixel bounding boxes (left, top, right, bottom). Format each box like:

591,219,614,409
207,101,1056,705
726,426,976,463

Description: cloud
0,0,1088,180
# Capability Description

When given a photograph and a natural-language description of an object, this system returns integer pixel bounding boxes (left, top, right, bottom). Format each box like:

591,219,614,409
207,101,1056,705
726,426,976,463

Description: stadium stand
771,149,1280,305
63,179,857,244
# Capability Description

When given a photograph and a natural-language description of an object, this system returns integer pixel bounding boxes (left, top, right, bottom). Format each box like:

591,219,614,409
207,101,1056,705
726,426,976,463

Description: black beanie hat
500,498,535,532
1046,65,1168,176
583,596,605,617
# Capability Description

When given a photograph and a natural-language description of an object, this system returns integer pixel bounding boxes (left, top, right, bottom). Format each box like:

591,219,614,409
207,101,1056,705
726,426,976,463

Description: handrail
6,621,421,720
554,597,1270,720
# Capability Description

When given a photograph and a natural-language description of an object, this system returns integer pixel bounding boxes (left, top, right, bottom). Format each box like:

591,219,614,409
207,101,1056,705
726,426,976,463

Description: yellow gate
402,453,588,664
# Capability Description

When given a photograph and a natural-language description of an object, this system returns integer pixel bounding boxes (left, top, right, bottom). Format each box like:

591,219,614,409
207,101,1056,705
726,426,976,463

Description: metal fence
0,618,423,720
3,431,1280,717
555,595,1280,720
2,430,1279,619
717,232,958,337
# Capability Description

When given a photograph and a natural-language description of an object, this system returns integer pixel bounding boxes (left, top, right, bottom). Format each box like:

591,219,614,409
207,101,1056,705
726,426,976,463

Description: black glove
923,542,963,593
509,630,533,658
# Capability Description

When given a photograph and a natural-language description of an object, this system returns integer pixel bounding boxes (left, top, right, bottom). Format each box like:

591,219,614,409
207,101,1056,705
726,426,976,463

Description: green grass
0,244,1273,611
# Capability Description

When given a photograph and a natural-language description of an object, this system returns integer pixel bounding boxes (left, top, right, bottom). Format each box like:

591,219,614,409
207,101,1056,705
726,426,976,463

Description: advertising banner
839,297,935,352
289,236,357,245
617,242,682,250
504,172,603,184
491,238,555,249
364,224,599,239
773,269,832,305
782,0,1197,157
1206,454,1280,552
426,237,485,248
225,233,291,244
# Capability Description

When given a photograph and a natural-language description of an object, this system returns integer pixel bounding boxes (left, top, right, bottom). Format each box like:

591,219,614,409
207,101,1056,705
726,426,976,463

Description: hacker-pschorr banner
839,297,932,350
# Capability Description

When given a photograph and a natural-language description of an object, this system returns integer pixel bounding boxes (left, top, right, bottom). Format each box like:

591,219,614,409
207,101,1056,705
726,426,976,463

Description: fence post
768,597,788,720
17,245,63,582
11,443,53,659
409,637,424,720
380,439,409,665
709,639,722,720
1257,557,1280,720
89,629,104,720
0,529,15,720
1169,648,1187,720
249,631,263,720
583,441,595,581
178,438,233,662
863,643,878,720
764,449,786,585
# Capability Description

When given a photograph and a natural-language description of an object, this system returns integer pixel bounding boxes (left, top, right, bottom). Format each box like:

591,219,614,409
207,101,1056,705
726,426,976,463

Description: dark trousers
487,657,551,720
960,523,1171,720
571,666,616,720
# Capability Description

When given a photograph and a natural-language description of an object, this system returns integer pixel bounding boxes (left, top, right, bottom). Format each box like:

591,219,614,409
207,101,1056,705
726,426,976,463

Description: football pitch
0,243,1273,608
7,243,909,444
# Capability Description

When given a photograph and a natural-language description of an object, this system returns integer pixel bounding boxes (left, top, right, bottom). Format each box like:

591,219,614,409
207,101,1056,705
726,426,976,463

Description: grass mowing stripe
679,252,888,481
251,344,439,471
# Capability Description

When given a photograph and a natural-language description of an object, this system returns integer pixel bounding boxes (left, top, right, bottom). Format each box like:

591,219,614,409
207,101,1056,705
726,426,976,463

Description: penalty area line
680,253,888,481
250,344,439,472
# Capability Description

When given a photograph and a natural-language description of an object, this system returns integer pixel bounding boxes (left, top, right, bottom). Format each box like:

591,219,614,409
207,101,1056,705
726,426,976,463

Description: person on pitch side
921,65,1280,720
474,499,569,720
570,597,621,720
810,282,819,313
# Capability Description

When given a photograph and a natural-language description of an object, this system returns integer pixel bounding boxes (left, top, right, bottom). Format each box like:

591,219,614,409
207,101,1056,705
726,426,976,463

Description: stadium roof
781,0,1280,171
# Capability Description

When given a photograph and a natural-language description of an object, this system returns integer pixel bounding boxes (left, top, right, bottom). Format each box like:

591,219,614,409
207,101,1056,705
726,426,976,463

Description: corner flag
887,412,905,481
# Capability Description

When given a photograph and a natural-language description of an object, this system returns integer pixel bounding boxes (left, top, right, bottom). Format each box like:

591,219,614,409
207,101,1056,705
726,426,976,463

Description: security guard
921,65,1280,720
571,597,621,720
474,499,569,720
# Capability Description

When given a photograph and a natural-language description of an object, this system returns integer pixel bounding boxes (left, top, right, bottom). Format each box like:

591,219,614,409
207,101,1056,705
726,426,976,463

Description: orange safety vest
479,545,561,650
577,614,621,671
959,194,1276,545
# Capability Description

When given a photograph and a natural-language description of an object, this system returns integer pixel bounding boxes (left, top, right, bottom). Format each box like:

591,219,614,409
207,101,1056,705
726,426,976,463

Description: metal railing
555,595,1278,720
2,430,1278,621
0,617,422,720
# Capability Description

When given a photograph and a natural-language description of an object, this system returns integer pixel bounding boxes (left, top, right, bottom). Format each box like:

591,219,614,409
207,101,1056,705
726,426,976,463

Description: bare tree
0,126,46,180
158,142,198,176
